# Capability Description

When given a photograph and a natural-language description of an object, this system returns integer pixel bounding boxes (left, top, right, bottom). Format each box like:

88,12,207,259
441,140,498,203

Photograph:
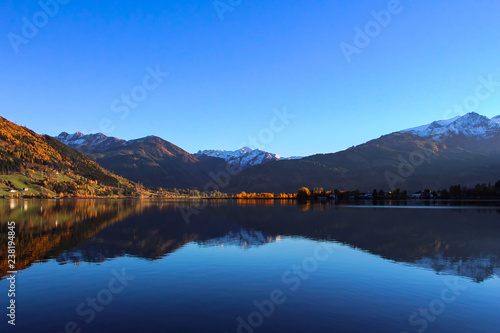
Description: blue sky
2,0,500,157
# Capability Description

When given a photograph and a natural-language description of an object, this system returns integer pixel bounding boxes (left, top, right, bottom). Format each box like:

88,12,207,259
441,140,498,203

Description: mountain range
56,132,228,189
226,113,500,192
46,112,500,192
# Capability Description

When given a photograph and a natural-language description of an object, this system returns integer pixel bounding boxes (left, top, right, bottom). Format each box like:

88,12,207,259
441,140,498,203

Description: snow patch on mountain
196,147,300,170
401,113,500,141
56,132,125,152
414,253,500,282
197,229,280,249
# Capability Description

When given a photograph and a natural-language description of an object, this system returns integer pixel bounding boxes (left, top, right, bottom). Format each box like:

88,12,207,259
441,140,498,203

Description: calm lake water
1,199,500,333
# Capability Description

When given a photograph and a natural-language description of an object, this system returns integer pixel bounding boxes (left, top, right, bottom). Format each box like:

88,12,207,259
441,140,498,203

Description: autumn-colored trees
235,192,295,199
297,187,311,199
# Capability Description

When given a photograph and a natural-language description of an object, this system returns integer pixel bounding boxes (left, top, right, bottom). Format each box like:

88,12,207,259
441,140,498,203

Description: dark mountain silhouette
56,113,500,193
227,113,500,192
57,132,230,189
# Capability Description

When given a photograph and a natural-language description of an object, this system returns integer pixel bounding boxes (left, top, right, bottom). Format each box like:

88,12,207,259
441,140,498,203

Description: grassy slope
0,174,55,197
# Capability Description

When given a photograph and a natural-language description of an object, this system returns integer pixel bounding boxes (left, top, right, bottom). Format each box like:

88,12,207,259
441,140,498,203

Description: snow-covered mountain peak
196,147,296,170
401,112,500,141
453,112,490,126
56,132,125,152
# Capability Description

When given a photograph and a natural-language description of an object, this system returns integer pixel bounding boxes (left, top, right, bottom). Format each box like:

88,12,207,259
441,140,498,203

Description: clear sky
2,0,500,157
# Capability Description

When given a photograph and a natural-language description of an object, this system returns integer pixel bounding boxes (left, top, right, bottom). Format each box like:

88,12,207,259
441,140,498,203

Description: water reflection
0,199,161,278
1,199,499,282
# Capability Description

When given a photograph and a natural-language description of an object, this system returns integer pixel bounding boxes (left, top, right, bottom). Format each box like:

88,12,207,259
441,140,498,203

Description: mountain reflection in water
1,199,499,282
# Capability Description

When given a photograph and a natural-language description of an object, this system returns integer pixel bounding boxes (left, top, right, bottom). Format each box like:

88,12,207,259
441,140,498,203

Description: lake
1,199,500,333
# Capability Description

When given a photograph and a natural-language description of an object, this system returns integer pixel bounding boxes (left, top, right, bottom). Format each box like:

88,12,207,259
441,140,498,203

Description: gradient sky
2,0,500,157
